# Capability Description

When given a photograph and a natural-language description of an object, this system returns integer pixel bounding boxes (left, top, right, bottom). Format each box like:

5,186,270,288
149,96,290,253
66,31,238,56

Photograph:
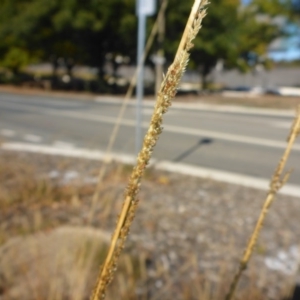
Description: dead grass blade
90,1,209,299
225,105,300,300
88,0,169,223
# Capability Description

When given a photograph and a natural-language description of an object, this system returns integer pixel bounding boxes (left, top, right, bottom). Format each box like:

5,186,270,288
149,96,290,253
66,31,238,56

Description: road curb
2,142,300,198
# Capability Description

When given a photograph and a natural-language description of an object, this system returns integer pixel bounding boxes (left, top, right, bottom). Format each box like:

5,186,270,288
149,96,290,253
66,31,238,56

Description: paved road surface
0,91,299,186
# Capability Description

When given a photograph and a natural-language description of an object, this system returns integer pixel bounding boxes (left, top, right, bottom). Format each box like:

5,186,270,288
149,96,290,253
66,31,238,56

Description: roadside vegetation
1,150,299,300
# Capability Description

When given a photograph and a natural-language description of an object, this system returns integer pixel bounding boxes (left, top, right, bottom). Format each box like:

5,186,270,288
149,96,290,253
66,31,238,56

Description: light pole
135,0,156,154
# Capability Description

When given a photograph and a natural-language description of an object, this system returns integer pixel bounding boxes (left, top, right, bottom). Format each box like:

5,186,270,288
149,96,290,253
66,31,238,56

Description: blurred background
0,0,299,96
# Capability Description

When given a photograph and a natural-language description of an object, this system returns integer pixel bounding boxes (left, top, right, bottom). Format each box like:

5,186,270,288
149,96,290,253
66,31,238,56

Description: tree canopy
0,0,295,88
162,0,285,86
0,0,137,75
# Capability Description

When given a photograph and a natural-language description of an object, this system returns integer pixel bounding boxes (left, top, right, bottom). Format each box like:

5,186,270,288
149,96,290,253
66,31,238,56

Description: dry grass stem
88,0,169,223
225,105,300,300
90,1,209,299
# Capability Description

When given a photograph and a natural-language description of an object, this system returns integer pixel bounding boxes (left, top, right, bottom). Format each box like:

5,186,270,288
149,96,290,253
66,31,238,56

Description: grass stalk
225,105,300,300
90,1,209,299
87,0,169,223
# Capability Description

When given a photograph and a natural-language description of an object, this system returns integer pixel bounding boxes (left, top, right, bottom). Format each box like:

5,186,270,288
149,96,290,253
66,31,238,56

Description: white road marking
51,110,300,151
164,124,300,150
1,142,300,197
143,108,176,115
53,141,75,149
271,121,292,129
1,142,135,164
154,161,300,197
1,129,16,137
1,100,299,150
94,96,294,117
1,93,84,108
23,134,42,143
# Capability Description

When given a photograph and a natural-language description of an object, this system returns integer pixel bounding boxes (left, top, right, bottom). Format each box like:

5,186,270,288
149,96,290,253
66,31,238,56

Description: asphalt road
1,91,300,186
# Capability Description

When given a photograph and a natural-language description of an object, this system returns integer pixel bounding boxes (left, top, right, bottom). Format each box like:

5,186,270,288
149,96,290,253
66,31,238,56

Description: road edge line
1,142,299,197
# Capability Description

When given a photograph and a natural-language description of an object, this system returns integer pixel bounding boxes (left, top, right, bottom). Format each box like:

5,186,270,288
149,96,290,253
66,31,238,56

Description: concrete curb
2,142,300,198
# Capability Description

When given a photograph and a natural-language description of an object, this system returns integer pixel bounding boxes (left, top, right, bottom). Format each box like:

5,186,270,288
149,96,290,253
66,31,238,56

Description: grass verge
0,151,299,299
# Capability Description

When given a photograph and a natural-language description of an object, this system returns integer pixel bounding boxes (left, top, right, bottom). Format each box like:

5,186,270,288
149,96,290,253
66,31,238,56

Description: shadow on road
173,138,213,162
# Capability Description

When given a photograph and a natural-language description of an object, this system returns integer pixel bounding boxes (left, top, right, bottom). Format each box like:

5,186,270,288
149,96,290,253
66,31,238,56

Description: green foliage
163,0,284,86
0,0,137,76
0,47,32,74
0,0,293,87
251,0,290,16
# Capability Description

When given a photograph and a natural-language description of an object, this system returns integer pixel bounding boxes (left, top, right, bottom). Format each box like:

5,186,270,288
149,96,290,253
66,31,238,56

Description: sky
268,21,300,62
241,0,300,61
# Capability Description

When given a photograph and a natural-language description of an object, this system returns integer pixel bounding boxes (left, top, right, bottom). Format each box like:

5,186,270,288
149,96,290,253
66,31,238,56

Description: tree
0,0,42,74
0,0,137,86
163,0,284,88
0,0,293,90
0,47,32,75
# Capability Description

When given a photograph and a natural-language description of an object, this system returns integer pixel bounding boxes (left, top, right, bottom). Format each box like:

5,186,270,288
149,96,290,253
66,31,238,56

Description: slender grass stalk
87,0,169,223
225,105,300,300
90,1,209,299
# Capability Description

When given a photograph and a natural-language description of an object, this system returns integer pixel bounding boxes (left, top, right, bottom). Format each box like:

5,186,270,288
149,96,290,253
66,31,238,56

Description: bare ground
0,150,299,299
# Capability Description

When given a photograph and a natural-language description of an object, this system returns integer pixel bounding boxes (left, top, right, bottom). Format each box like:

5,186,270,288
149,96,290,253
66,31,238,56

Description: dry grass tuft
90,1,209,299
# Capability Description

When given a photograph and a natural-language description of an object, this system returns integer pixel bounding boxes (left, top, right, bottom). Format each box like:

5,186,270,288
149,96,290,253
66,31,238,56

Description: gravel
0,150,299,299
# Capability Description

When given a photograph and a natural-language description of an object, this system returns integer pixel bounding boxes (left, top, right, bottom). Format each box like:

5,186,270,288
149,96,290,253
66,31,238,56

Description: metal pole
155,0,166,95
136,13,146,154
